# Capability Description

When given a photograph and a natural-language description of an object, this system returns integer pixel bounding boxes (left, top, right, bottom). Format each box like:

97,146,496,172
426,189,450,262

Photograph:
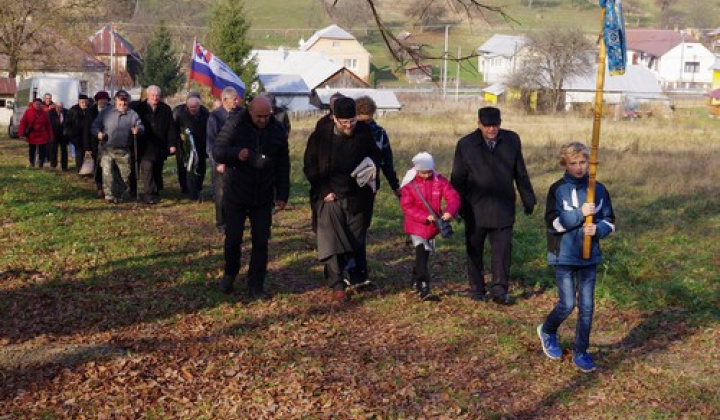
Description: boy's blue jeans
542,265,597,354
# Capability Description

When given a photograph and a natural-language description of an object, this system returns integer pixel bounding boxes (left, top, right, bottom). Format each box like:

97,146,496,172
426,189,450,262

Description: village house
0,35,107,98
251,48,369,111
0,77,17,130
299,25,371,82
626,29,715,91
476,34,528,85
88,25,142,90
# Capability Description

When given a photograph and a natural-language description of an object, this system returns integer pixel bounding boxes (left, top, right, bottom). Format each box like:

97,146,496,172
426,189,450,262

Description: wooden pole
583,10,607,259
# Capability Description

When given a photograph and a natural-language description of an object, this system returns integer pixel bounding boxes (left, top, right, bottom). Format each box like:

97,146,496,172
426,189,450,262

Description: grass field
0,106,718,418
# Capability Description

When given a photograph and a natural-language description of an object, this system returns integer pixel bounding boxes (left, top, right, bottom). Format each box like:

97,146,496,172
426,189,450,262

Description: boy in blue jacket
537,142,615,372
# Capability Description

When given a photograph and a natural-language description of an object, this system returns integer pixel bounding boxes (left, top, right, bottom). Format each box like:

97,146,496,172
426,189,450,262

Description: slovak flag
190,40,246,98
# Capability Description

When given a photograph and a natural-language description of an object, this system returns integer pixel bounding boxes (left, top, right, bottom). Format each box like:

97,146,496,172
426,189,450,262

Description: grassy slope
0,107,718,418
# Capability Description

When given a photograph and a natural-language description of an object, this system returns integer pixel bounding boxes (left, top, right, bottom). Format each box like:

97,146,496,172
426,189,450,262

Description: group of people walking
19,92,616,372
18,87,228,206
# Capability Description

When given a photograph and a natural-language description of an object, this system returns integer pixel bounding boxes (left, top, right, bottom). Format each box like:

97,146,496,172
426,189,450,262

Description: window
80,81,88,94
344,58,357,69
0,99,6,107
332,41,341,48
684,62,700,73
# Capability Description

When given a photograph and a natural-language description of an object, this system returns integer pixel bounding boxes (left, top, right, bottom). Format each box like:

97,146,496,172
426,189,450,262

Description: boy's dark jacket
213,108,290,207
545,173,615,266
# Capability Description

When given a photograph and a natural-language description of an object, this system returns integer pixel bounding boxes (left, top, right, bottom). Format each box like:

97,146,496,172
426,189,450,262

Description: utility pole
442,25,449,98
455,46,461,101
109,23,116,97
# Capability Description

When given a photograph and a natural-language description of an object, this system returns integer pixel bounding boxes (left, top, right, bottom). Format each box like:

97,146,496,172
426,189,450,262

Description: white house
251,48,369,111
476,34,528,84
310,88,401,113
626,29,716,90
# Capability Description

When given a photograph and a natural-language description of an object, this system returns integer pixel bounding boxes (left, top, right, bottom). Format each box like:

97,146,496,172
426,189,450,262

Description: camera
250,153,267,169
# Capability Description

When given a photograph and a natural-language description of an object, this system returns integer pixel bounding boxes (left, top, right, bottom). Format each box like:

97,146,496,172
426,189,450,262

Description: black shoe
248,286,271,300
470,291,489,302
143,196,159,205
219,275,235,294
492,294,515,306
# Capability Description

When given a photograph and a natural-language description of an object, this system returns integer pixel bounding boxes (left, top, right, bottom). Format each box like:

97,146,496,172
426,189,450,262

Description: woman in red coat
18,98,53,168
399,152,461,300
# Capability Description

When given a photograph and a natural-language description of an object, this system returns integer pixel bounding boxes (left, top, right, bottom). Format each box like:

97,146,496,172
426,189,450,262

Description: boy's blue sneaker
537,324,562,360
573,352,597,373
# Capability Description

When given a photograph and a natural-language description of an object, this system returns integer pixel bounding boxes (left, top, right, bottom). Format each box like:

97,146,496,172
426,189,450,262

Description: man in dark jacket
213,95,290,298
87,91,111,197
65,94,92,174
206,86,241,232
130,85,177,204
451,106,536,305
173,91,209,194
47,101,69,170
303,97,380,302
175,96,209,201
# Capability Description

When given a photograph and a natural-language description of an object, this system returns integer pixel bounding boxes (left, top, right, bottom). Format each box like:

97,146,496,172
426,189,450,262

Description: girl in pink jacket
399,152,461,300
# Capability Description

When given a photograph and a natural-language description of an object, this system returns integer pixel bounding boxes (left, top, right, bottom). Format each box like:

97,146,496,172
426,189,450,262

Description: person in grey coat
451,107,536,305
91,90,144,204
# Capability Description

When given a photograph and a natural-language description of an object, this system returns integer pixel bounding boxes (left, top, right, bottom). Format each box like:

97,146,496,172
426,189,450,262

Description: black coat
303,121,380,216
65,105,91,149
451,128,536,228
130,100,177,161
47,107,68,143
175,106,209,159
213,108,290,207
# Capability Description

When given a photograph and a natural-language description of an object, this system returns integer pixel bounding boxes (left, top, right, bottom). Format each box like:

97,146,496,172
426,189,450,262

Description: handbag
23,113,39,137
79,151,95,175
412,182,454,239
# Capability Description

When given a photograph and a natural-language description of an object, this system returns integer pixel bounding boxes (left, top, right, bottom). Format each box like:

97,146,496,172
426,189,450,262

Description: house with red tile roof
626,29,715,91
87,25,142,89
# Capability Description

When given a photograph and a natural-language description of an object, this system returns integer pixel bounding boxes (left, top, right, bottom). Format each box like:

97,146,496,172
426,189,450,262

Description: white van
7,76,81,138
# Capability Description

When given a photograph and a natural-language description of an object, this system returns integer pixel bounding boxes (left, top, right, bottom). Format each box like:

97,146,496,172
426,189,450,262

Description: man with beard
213,95,290,298
130,85,177,204
303,97,380,302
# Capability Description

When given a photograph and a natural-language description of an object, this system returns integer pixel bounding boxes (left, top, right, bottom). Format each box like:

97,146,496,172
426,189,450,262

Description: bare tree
506,28,595,113
0,0,100,78
331,0,515,64
321,0,375,31
404,0,450,32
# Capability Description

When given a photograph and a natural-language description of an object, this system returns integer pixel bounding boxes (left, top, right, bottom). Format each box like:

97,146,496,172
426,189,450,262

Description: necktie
487,140,496,150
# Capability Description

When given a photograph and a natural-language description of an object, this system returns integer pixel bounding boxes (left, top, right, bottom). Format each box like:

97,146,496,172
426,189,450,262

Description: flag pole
187,37,196,91
583,8,607,259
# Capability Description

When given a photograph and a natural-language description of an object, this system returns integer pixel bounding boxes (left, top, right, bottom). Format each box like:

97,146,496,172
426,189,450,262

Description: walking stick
583,10,607,259
133,130,140,203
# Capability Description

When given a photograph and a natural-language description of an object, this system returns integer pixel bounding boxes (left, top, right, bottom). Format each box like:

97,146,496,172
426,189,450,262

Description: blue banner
600,0,627,76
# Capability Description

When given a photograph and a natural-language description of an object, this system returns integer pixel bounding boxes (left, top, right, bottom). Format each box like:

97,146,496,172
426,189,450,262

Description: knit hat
333,97,356,119
478,106,502,126
412,152,435,171
78,94,89,100
94,91,110,101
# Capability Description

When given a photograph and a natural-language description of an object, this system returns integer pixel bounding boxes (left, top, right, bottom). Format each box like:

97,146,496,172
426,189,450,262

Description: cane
133,130,140,203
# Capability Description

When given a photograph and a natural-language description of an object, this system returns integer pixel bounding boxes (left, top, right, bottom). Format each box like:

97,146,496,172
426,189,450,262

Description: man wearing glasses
303,97,381,303
91,90,144,204
451,106,536,305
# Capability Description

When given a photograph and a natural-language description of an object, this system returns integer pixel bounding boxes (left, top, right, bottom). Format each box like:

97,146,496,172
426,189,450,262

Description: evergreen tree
206,0,257,97
137,21,185,96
